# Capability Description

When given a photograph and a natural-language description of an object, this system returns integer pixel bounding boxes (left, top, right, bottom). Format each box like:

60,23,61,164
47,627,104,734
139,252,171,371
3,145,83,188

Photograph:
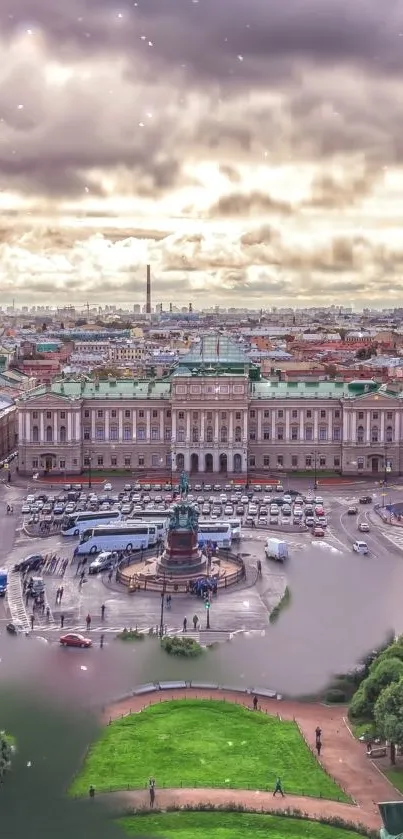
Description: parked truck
265,538,288,563
0,568,8,596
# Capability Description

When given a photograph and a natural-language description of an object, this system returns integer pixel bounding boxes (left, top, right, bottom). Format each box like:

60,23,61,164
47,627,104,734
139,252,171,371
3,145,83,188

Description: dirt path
102,688,401,829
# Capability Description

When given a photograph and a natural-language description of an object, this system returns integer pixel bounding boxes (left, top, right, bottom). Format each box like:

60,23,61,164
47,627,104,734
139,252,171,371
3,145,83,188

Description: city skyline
1,1,402,307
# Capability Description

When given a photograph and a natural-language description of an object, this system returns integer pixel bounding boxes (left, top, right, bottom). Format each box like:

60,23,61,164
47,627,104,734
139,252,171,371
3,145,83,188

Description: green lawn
119,812,362,839
70,699,348,801
384,767,403,793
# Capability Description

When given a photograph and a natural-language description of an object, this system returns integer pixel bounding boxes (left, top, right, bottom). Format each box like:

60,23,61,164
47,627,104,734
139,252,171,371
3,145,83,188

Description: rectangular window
97,456,103,467
277,410,284,419
166,453,172,467
111,457,117,467
192,427,199,442
221,412,227,420
137,428,146,440
372,412,378,420
124,457,131,467
263,455,270,467
109,427,118,440
207,412,212,421
33,411,38,419
291,455,298,468
305,427,313,441
60,411,66,419
292,410,298,419
357,457,364,469
249,456,256,467
277,427,284,441
333,427,341,441
138,410,144,419
319,456,326,467
123,426,131,441
334,410,340,419
138,455,145,467
97,410,103,418
263,428,270,440
152,454,159,467
250,410,256,419
264,410,270,418
291,427,298,441
319,427,327,441
83,427,90,440
178,411,185,420
166,410,171,418
111,410,117,418
178,428,185,442
334,456,340,467
152,410,158,418
95,427,104,440
358,411,364,420
235,411,241,420
151,427,159,440
125,410,131,419
193,412,198,420
84,410,89,418
306,410,312,419
305,456,312,467
320,410,326,419
387,411,393,420
249,430,256,441
59,459,66,468
46,411,51,419
32,459,38,468
164,427,171,440
83,457,90,467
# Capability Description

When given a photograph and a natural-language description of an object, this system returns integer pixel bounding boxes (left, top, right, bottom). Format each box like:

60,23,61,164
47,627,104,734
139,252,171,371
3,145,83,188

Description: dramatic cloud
0,0,402,307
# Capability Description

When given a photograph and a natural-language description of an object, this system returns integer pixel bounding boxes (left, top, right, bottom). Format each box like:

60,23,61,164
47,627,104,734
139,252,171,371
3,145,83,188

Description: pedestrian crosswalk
31,625,232,646
376,527,403,552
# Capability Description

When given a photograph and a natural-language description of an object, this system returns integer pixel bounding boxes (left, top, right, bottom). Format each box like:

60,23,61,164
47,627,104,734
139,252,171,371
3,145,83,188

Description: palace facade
16,334,403,478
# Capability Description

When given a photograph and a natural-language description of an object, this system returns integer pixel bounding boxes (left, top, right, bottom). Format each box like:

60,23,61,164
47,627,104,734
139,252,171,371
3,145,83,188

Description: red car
313,526,325,537
60,633,92,649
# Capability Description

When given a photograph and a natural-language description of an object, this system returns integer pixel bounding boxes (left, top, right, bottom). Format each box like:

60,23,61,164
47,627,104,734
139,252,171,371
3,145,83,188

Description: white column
380,412,385,443
40,412,45,442
118,409,123,442
91,411,96,441
186,411,191,444
365,411,370,443
18,411,24,442
213,451,219,472
229,412,234,443
313,410,318,442
105,410,110,441
328,411,332,441
214,412,219,442
350,412,356,443
395,411,400,442
75,413,80,442
25,412,31,442
184,450,191,471
243,411,248,440
257,410,262,441
67,412,72,441
299,411,304,440
200,411,205,442
146,409,151,441
132,410,137,439
343,410,349,442
285,409,290,441
272,411,276,440
172,411,177,441
159,410,164,440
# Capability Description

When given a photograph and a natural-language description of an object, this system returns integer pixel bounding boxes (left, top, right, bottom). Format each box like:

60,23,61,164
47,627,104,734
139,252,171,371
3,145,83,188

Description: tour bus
74,522,157,556
62,510,121,537
226,519,242,540
137,520,166,539
198,522,232,549
130,509,171,532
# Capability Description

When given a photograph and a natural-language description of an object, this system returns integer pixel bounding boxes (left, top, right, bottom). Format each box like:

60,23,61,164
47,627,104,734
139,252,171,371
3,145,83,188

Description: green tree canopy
349,657,403,721
375,677,403,762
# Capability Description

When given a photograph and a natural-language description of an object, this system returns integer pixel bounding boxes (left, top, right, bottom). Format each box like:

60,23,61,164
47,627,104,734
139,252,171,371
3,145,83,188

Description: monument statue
169,501,199,532
379,802,403,839
179,471,189,498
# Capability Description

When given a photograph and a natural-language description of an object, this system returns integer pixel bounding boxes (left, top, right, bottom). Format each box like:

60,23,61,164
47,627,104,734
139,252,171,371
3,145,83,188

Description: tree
375,677,403,764
0,732,12,781
349,656,403,721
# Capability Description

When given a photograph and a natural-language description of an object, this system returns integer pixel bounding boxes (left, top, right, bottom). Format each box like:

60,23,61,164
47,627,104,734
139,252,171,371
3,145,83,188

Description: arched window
386,425,393,443
220,425,228,443
176,453,185,471
371,426,379,443
46,425,53,443
59,425,66,443
234,425,242,443
206,425,213,443
357,425,364,444
32,425,39,443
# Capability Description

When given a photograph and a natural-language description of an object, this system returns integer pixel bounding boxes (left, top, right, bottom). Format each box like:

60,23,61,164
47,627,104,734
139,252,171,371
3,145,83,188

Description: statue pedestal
158,528,206,575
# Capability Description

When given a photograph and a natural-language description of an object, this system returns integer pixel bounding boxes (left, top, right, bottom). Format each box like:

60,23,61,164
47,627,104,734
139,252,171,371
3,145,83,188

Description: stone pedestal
157,528,206,575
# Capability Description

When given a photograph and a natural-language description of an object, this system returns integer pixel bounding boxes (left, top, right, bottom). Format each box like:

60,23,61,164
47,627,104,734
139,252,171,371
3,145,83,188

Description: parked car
60,633,92,648
347,506,358,515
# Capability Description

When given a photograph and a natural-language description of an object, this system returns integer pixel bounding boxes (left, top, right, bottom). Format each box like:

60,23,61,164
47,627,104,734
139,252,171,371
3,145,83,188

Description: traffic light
205,599,210,609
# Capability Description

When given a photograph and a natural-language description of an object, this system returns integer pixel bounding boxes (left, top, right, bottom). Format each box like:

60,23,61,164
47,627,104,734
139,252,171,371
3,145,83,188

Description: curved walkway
102,688,401,830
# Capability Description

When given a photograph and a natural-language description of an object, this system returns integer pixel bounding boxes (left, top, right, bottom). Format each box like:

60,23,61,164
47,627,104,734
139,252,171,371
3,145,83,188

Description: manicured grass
384,767,403,793
70,699,349,801
119,812,363,839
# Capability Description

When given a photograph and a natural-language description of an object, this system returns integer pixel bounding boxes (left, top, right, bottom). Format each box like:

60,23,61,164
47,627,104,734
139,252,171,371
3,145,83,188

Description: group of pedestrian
315,726,322,756
55,586,64,605
43,555,69,576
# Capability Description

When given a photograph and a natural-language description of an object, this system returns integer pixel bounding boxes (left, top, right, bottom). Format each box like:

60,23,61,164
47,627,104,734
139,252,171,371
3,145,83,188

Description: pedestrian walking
101,604,105,620
183,617,187,632
108,568,113,583
193,614,198,630
55,587,60,604
89,785,95,798
86,613,91,630
46,606,50,622
59,586,64,604
148,777,155,808
30,614,34,631
316,739,322,756
60,614,64,629
253,695,258,711
273,777,284,797
100,634,104,649
41,601,45,616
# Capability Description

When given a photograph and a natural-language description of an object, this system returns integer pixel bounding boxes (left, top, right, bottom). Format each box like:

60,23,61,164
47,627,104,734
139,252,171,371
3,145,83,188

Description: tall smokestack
146,264,151,314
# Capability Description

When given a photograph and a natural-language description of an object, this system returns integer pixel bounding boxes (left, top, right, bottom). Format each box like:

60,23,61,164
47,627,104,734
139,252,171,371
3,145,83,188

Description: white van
353,540,369,555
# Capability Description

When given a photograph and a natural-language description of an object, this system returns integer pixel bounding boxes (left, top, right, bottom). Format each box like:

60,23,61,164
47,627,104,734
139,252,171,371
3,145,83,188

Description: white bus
198,522,232,549
75,522,157,555
62,510,121,537
130,509,171,531
226,519,242,540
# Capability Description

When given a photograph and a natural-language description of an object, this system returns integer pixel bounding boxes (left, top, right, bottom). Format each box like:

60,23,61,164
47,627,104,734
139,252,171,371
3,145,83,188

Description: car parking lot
19,480,332,535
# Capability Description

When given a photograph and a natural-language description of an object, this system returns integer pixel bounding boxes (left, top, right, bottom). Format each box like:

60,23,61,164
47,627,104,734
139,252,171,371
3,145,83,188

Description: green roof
20,379,171,401
252,380,392,399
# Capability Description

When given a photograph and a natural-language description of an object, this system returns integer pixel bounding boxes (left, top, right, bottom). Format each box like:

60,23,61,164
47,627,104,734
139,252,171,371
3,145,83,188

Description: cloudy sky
0,0,402,309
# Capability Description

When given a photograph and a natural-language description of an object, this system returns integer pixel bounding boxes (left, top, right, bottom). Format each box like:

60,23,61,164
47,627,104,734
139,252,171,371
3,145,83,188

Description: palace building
16,334,403,478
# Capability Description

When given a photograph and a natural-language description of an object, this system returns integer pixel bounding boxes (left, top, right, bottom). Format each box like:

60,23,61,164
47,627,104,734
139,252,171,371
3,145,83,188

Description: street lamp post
87,452,92,489
205,596,210,629
159,576,166,637
313,449,318,491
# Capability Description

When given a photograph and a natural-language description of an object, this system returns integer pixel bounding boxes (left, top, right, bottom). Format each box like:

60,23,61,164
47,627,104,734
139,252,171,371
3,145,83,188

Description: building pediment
18,389,81,408
343,391,399,406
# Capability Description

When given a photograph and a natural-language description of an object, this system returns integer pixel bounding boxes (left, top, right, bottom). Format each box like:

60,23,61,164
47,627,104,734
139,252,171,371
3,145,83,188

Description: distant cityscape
1,268,403,479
